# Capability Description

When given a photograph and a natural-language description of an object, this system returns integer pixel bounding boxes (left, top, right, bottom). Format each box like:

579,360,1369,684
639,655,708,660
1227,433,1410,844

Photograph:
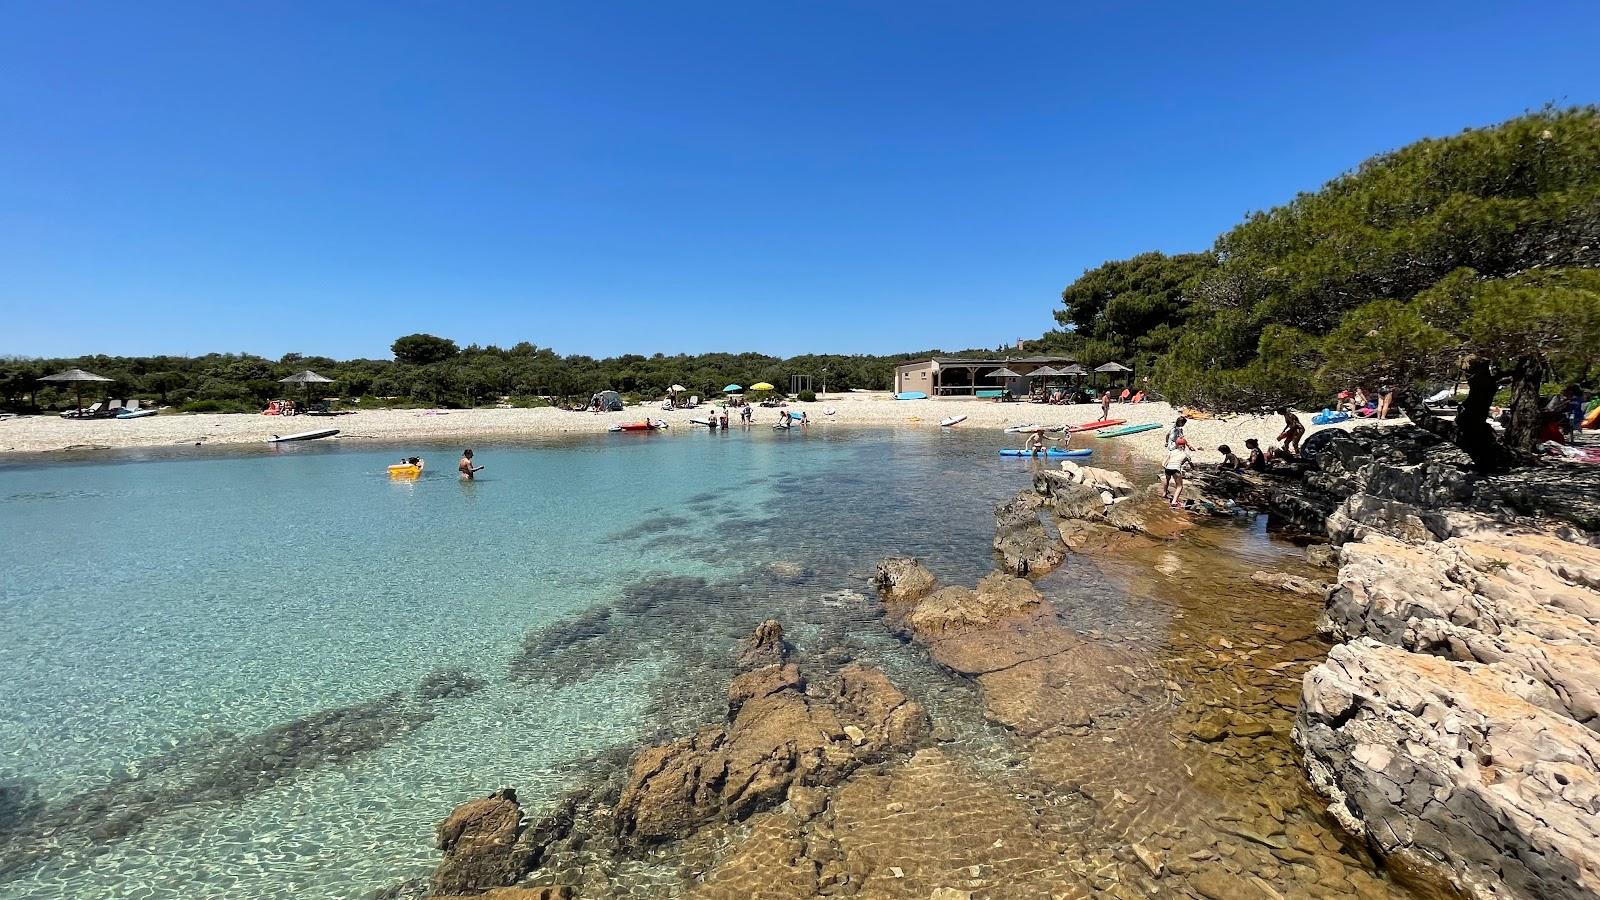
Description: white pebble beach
0,394,1399,465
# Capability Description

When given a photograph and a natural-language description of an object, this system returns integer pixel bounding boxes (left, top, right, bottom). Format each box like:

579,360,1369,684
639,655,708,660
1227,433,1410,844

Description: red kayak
1070,419,1125,433
609,422,660,432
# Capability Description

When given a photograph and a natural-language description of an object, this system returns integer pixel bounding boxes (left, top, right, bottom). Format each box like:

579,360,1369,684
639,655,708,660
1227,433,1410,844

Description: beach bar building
893,355,1078,398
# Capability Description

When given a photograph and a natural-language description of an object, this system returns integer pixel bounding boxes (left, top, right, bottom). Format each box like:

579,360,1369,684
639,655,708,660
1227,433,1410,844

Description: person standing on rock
1276,407,1304,456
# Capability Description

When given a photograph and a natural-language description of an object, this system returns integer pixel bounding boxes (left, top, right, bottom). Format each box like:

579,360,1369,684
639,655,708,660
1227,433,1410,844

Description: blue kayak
999,448,1093,458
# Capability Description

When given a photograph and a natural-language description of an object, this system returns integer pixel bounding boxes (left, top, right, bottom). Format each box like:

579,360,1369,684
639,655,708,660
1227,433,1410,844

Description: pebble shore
0,395,1399,464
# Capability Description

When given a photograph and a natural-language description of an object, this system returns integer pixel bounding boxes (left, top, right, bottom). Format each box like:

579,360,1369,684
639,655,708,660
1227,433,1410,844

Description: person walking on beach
458,448,483,480
1163,438,1193,507
1165,416,1187,451
1276,407,1305,456
1100,391,1112,419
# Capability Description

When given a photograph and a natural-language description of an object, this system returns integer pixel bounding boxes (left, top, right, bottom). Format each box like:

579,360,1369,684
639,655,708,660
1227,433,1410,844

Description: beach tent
592,390,623,411
279,370,335,407
41,368,113,416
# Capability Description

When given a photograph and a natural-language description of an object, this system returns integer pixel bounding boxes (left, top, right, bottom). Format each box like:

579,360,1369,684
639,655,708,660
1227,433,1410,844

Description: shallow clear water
0,428,1082,899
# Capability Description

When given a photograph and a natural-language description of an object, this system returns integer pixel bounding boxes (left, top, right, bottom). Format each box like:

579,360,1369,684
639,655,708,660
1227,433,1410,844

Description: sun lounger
61,402,104,419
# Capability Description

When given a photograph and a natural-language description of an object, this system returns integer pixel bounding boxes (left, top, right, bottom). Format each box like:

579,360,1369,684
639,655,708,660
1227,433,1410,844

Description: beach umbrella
279,369,335,407
1094,362,1132,373
1029,366,1062,378
40,368,113,415
987,367,1022,378
669,384,686,393
750,382,775,392
1060,364,1088,376
723,384,743,393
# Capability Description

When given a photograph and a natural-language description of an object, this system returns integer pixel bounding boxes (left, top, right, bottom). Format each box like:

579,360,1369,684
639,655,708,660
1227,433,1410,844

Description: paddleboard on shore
1069,418,1124,432
940,415,967,427
1004,423,1066,434
895,391,927,400
999,448,1093,458
689,418,713,426
116,409,158,419
267,429,339,443
1095,423,1161,438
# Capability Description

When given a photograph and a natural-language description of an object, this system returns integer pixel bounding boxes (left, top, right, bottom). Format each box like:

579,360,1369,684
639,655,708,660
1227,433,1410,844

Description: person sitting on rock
1217,444,1241,470
1245,437,1268,472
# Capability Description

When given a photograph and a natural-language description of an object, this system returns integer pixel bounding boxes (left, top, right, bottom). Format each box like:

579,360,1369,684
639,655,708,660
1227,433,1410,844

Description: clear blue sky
3,2,1597,360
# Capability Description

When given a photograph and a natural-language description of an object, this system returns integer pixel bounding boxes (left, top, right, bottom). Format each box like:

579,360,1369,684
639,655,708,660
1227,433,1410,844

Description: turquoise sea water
0,428,1112,899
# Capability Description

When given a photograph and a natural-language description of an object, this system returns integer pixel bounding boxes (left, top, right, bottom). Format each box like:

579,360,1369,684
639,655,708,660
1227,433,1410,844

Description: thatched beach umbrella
40,368,113,415
279,369,335,407
1094,361,1133,389
1060,363,1088,377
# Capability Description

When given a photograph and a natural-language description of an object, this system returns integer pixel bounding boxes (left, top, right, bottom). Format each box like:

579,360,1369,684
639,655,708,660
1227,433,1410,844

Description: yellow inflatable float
387,463,421,478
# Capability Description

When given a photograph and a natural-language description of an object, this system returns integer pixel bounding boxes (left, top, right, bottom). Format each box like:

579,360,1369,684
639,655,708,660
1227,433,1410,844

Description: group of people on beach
1160,407,1306,507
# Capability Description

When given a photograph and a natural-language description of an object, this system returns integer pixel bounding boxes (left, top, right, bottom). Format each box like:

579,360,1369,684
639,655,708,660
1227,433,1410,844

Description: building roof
909,355,1076,368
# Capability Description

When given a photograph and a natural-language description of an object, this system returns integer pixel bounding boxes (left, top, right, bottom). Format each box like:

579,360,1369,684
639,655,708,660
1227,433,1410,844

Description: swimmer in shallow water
458,448,483,479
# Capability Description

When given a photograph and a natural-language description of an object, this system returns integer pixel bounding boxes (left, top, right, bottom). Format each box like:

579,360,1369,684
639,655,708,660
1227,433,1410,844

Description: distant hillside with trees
0,337,1006,414
1034,106,1600,468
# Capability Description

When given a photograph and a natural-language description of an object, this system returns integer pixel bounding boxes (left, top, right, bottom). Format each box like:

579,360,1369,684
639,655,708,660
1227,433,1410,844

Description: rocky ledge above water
1291,453,1600,898
427,620,929,897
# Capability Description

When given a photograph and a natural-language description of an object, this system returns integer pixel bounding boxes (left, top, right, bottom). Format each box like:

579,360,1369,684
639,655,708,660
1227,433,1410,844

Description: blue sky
3,2,1597,360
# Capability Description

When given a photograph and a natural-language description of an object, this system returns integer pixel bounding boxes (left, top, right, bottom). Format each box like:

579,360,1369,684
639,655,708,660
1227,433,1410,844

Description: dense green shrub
798,390,817,402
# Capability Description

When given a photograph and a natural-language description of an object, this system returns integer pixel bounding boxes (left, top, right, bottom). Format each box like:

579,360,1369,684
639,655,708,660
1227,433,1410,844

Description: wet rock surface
433,788,532,894
992,490,1066,576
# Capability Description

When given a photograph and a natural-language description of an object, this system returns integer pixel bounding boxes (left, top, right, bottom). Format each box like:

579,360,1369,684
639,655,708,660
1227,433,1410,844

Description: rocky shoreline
402,426,1600,900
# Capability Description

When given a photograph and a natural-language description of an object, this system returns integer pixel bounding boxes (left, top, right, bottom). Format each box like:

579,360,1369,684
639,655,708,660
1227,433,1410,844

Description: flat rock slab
1298,638,1600,900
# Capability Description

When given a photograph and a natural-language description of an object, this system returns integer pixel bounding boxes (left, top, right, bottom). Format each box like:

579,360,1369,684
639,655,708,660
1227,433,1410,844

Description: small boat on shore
939,414,967,427
267,429,339,443
1095,423,1160,438
1069,418,1124,432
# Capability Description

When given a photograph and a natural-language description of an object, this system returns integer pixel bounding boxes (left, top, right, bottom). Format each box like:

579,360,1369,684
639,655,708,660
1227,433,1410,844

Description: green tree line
1037,105,1600,469
1,338,1004,413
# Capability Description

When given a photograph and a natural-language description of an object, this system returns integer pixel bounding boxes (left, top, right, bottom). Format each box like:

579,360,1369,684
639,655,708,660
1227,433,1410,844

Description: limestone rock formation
433,788,532,895
735,618,792,669
1297,639,1600,900
613,627,928,847
993,490,1065,576
1298,518,1600,899
872,556,937,605
1325,531,1600,729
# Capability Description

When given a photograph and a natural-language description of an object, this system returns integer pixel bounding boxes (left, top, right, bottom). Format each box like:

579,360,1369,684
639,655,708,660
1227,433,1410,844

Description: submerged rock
417,668,488,701
1249,571,1330,598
